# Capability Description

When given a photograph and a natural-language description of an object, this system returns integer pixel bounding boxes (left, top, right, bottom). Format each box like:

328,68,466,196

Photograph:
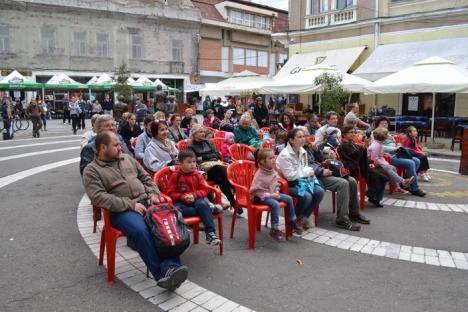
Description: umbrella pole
431,92,436,143
42,87,45,103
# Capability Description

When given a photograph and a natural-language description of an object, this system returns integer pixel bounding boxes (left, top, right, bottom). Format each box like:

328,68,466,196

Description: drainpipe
374,0,380,49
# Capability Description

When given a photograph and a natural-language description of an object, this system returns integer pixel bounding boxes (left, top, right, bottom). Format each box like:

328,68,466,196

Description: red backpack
144,204,190,259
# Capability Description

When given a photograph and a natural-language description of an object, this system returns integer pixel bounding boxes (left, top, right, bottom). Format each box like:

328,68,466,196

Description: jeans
175,198,215,235
367,185,386,202
320,176,360,222
78,112,86,129
253,194,296,229
110,210,182,280
289,183,325,220
391,156,420,191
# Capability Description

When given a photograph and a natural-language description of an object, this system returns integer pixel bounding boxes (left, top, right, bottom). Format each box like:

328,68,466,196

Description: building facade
191,0,289,83
0,0,200,92
274,0,468,117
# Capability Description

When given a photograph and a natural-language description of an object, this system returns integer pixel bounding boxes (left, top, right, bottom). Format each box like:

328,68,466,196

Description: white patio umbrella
366,56,468,141
199,70,271,97
259,64,372,94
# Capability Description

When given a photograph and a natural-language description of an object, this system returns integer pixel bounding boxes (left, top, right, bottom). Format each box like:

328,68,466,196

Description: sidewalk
5,118,87,139
422,137,462,159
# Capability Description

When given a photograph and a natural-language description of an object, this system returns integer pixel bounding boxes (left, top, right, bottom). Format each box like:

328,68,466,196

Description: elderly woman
372,116,425,197
143,120,178,173
188,124,236,210
168,113,187,143
219,109,235,132
203,109,221,129
253,96,269,128
233,113,261,148
276,128,325,230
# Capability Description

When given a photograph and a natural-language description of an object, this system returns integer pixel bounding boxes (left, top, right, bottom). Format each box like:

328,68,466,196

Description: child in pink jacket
221,132,234,163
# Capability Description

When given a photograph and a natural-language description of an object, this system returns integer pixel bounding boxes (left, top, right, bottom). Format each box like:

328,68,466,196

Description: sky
252,0,288,11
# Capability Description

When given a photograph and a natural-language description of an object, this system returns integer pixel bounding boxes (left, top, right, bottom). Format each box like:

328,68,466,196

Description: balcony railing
304,8,357,29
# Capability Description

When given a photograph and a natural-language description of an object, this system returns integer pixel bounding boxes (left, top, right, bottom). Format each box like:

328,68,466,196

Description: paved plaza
1,121,468,312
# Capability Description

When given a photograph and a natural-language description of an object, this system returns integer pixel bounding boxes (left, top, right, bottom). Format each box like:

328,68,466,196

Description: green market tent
88,73,116,91
0,70,43,90
131,75,156,91
44,73,87,90
86,76,98,85
153,78,179,93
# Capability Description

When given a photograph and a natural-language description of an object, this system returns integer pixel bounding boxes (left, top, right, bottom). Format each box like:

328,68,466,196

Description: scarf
154,138,178,159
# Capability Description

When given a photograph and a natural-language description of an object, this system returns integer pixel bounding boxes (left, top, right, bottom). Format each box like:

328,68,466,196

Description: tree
114,62,132,104
314,72,350,115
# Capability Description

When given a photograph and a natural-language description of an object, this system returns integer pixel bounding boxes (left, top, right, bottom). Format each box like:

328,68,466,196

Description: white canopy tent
259,64,372,94
153,78,167,88
86,76,98,85
199,70,271,97
366,56,468,141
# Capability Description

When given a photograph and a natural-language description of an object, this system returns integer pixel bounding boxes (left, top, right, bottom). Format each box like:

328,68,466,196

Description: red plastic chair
336,147,366,210
383,154,404,194
227,160,290,250
393,134,405,144
176,139,190,151
261,140,273,149
92,205,101,233
130,137,137,149
308,135,315,143
212,137,224,152
214,130,226,139
205,127,216,135
260,127,270,133
154,166,224,255
229,143,255,161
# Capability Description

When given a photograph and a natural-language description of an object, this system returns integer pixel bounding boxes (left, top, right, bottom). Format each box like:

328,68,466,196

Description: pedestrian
27,99,44,138
1,98,16,139
134,98,147,126
62,95,71,124
39,99,48,131
253,96,269,128
102,93,114,116
77,95,86,129
92,100,103,115
154,85,167,114
83,130,188,290
69,96,82,135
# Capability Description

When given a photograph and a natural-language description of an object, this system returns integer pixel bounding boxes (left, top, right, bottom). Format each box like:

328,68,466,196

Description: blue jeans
110,210,182,280
253,194,296,229
391,156,420,191
288,183,325,220
367,185,386,201
175,198,215,235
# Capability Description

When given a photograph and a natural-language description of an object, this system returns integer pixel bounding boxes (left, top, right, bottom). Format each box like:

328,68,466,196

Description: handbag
322,159,350,178
198,160,224,172
395,147,413,159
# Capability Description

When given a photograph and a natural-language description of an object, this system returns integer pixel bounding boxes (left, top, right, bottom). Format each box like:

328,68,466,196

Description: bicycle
14,113,30,131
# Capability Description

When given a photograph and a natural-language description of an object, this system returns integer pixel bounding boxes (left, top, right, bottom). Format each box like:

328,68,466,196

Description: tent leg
431,92,436,143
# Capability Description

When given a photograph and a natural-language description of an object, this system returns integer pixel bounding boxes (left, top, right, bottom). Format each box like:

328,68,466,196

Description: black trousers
78,112,86,129
71,114,79,133
63,110,70,123
413,153,430,172
207,165,235,206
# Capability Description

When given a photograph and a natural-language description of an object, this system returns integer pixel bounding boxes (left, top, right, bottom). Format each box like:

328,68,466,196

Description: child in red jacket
167,150,222,246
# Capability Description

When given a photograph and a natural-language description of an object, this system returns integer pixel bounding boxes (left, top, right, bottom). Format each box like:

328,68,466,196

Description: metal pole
431,92,436,143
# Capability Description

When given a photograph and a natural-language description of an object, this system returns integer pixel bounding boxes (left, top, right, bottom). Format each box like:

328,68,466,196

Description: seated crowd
79,100,430,290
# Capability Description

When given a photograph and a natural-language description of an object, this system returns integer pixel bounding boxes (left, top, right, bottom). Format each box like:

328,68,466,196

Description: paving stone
394,200,406,207
416,202,427,209
451,252,467,260
190,307,209,312
180,285,206,300
122,274,147,287
398,252,411,261
117,269,139,279
425,256,440,266
360,245,374,254
379,242,390,247
314,228,328,235
324,239,340,247
357,238,369,245
231,307,252,312
437,204,452,212
131,279,157,292
302,232,318,241
322,230,338,238
457,205,468,213
202,295,228,310
149,291,176,305
345,236,360,243
424,249,437,257
437,250,452,258
454,260,468,270
385,247,400,259
426,203,439,210
349,244,364,252
334,233,350,241
336,241,354,250
382,198,397,205
439,257,456,268
410,253,425,263
213,300,240,312
412,247,425,255
405,200,416,208
367,240,380,247
192,291,217,305
313,236,330,244
139,286,167,299
448,204,463,212
169,301,198,312
372,247,387,257
159,295,187,311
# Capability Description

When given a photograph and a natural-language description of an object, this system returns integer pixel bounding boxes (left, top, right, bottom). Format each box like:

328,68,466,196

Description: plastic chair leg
217,215,224,256
265,211,270,228
105,232,117,284
99,229,105,266
332,192,336,214
230,206,238,239
359,178,366,210
248,209,256,250
193,224,199,244
256,211,262,231
314,206,319,227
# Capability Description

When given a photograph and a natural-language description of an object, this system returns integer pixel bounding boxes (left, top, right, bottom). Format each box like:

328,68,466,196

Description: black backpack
144,204,190,259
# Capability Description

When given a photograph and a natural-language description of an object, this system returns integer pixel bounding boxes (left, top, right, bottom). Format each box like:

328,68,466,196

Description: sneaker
349,214,370,225
269,229,286,242
393,187,409,195
289,220,304,235
419,173,429,182
206,232,221,246
157,266,188,291
401,176,415,188
410,189,426,197
335,220,361,231
209,203,223,214
368,197,384,208
425,172,432,180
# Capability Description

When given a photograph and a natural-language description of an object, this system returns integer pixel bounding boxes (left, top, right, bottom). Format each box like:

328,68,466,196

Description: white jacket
143,139,177,172
276,144,314,182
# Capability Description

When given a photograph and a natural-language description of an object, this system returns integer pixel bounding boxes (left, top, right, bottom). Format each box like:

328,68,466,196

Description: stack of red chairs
228,144,255,161
176,139,190,151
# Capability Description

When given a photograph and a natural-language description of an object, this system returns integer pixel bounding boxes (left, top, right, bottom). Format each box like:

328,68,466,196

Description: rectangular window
172,39,183,61
258,51,268,68
230,9,243,25
243,13,254,27
221,47,229,72
41,28,56,55
73,31,86,56
96,33,110,57
0,25,10,53
255,15,267,29
246,49,256,66
336,0,354,9
131,34,143,59
233,48,245,65
309,0,329,14
320,0,328,12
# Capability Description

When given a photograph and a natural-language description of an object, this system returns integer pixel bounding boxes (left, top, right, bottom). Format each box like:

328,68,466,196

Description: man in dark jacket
101,93,114,116
1,98,16,139
253,96,269,128
77,95,87,129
